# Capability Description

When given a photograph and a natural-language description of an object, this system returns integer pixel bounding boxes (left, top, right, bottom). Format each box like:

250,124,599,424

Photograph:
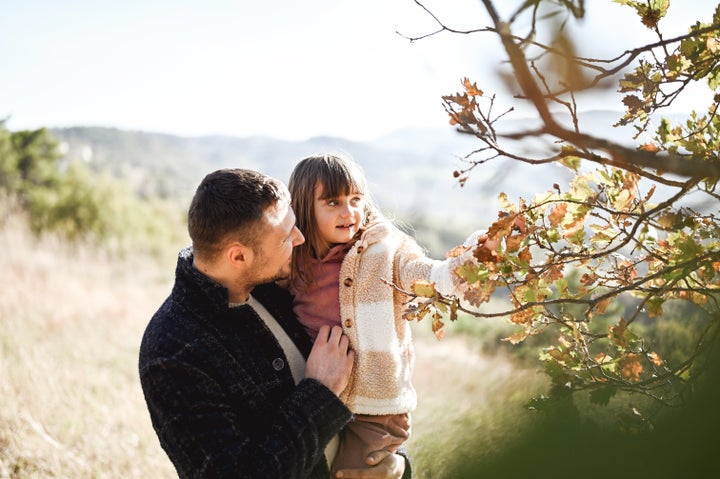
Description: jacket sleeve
395,230,484,297
140,357,352,479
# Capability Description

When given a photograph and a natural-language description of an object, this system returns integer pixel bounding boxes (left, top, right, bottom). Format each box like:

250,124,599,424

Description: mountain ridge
48,110,637,254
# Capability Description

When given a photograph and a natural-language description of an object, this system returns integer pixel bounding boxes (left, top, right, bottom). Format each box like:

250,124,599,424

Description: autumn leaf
549,202,568,227
502,330,529,345
510,308,535,325
559,154,582,171
648,351,665,367
622,94,646,113
580,272,597,286
613,189,634,211
462,77,483,97
518,247,532,263
620,353,643,381
542,264,564,283
639,142,660,152
432,314,445,340
609,318,638,348
615,0,669,29
594,297,613,315
618,260,638,284
505,233,524,253
446,243,471,258
707,37,720,53
455,262,488,284
473,245,496,263
645,296,664,317
640,0,670,28
487,214,518,240
412,280,437,298
463,281,495,306
402,303,420,322
562,216,586,239
595,352,613,364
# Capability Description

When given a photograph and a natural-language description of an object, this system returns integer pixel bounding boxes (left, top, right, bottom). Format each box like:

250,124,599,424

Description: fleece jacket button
272,358,285,371
356,245,365,253
344,319,353,328
343,277,353,287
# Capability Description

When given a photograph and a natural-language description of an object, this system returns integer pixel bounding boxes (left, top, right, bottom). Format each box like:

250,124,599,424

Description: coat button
272,358,285,371
357,245,365,253
343,277,353,287
344,319,353,328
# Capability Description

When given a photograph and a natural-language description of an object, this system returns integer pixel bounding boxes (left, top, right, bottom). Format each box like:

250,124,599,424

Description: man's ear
226,242,253,268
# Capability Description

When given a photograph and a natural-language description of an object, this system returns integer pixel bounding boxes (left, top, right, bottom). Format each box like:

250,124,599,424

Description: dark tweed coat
139,248,352,478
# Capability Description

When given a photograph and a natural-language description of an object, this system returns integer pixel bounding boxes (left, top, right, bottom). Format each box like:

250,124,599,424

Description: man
139,168,409,478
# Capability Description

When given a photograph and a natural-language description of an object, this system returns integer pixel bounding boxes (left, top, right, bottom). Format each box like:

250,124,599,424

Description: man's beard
250,256,290,286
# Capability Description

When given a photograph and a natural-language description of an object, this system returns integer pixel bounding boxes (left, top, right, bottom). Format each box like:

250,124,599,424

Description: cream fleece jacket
337,221,479,415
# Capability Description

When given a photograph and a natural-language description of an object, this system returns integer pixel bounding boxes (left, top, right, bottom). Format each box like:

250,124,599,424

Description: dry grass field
0,215,177,478
0,214,545,478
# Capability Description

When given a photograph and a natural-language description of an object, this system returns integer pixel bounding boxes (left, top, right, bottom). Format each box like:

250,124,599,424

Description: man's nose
293,227,305,246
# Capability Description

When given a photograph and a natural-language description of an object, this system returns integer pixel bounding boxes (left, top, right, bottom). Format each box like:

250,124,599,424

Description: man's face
249,199,304,285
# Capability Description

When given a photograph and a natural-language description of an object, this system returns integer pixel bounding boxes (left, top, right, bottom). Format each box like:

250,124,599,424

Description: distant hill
49,110,638,255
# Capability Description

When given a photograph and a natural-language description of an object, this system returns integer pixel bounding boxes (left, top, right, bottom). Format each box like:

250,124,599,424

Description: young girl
288,152,482,473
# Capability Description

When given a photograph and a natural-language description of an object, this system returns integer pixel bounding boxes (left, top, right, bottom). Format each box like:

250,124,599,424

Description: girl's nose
340,203,352,217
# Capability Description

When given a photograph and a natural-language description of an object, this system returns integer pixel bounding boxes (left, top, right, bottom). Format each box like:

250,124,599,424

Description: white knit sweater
337,221,478,415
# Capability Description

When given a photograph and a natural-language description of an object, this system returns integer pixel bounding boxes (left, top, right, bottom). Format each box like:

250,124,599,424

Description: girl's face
313,182,365,254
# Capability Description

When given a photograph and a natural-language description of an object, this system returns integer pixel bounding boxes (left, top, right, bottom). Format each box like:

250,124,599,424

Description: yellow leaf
412,280,436,298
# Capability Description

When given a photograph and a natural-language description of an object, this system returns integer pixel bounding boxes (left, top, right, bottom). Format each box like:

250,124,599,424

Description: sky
2,0,717,142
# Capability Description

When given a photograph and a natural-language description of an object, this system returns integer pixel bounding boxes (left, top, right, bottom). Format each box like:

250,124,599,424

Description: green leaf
455,262,489,283
589,387,617,406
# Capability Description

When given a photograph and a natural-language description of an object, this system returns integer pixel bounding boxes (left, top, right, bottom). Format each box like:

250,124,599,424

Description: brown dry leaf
648,351,664,367
640,142,660,152
549,203,568,227
620,353,643,381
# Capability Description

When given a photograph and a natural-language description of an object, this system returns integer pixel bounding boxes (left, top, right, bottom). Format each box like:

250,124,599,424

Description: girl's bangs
318,163,366,199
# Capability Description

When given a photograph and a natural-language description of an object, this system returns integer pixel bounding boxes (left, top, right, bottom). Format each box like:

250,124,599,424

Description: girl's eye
327,199,338,206
351,196,363,206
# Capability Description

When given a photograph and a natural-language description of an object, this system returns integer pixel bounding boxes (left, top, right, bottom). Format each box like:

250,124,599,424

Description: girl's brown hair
288,152,383,286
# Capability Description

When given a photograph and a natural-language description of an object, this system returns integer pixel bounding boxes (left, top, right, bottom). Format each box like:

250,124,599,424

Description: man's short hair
188,168,287,261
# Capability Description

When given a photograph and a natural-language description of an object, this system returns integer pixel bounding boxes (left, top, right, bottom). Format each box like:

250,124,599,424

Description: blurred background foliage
0,122,186,261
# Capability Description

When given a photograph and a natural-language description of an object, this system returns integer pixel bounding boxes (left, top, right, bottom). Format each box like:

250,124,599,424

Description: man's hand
334,450,405,478
305,325,354,396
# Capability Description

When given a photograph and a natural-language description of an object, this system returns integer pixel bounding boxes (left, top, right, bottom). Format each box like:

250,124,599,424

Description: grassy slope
0,216,176,477
408,329,547,478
